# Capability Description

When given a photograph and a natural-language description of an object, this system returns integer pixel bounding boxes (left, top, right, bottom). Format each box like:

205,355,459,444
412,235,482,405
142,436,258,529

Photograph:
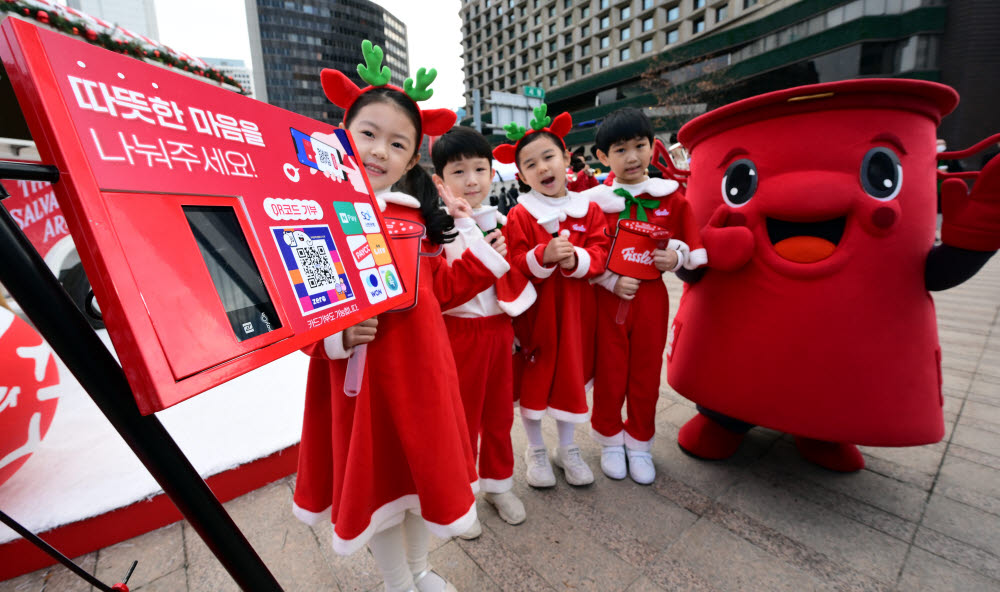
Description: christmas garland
1,0,245,93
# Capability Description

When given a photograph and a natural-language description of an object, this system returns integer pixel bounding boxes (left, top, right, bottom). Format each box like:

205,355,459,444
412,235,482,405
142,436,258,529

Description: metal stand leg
0,171,283,591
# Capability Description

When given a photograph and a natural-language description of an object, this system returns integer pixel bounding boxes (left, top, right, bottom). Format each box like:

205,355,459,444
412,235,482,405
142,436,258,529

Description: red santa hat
320,40,456,144
492,104,573,165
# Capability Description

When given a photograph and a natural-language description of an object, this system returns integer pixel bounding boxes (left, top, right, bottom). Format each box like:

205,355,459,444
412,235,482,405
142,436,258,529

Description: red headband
492,105,572,165
321,40,456,140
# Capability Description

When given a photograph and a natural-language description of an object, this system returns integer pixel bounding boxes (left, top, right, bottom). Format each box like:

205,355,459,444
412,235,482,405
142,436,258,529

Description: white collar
580,184,623,213
374,189,421,212
517,189,589,222
612,176,678,198
580,177,678,213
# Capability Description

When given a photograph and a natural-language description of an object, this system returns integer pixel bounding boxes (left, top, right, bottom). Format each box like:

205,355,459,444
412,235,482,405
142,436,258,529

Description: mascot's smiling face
686,102,938,280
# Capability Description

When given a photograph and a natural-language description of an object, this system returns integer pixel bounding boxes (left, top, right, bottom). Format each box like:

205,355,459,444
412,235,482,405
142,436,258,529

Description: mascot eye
860,147,902,200
721,159,757,207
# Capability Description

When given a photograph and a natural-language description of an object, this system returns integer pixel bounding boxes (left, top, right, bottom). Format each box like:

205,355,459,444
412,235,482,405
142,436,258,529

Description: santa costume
583,178,706,452
294,191,508,554
442,211,526,495
292,46,510,556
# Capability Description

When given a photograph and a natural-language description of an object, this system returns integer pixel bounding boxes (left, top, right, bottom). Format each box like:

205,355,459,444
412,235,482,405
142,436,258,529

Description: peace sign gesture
433,175,472,218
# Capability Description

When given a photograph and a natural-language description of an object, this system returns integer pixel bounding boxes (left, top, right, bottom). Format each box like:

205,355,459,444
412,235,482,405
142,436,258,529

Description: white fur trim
329,491,477,556
686,248,708,270
582,184,625,213
624,432,654,452
666,239,690,273
497,211,508,226
592,270,620,292
378,190,421,210
519,406,547,420
518,190,590,222
323,332,354,360
613,177,678,198
454,216,477,230
585,378,594,392
292,501,330,526
564,246,591,279
526,245,556,278
497,281,537,317
470,478,481,495
546,406,590,423
479,476,514,494
468,237,511,278
590,428,624,447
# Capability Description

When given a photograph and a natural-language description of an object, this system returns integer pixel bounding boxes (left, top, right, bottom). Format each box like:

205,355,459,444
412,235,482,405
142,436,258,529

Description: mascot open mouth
766,217,846,263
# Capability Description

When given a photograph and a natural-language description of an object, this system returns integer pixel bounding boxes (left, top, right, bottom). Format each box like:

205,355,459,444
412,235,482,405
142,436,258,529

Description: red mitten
941,156,1000,252
702,205,755,271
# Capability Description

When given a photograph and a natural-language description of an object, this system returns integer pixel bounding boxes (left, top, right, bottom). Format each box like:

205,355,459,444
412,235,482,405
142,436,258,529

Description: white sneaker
524,445,556,488
553,445,595,486
458,517,481,540
485,490,526,525
600,445,627,480
626,449,656,485
412,568,457,592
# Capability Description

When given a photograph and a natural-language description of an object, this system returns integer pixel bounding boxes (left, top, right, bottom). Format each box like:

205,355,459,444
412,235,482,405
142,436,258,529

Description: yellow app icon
367,233,392,266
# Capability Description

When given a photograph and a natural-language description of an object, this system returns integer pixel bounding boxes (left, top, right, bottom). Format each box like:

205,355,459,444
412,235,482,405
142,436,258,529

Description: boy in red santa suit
582,108,706,484
431,126,529,539
494,105,611,488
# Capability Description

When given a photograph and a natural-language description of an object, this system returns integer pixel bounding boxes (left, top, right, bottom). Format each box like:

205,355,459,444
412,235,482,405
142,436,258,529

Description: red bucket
606,219,670,280
383,217,441,312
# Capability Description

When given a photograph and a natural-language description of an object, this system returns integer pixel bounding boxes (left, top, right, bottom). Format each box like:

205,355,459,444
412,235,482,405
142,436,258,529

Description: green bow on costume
614,188,659,222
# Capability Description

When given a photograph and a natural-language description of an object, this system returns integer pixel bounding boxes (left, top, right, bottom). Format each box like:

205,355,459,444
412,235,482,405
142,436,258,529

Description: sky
148,0,467,111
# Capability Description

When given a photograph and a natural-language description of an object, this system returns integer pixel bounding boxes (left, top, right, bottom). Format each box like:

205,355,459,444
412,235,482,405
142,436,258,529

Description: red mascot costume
667,79,1000,472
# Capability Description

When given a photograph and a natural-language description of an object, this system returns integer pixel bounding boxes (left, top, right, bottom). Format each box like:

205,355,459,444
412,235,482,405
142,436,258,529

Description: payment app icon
354,202,380,233
367,233,392,266
379,264,404,297
333,202,363,234
346,234,375,269
362,269,387,303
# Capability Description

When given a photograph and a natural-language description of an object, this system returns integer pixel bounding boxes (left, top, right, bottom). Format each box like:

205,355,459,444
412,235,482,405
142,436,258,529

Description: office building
202,57,256,99
460,0,998,155
67,0,160,38
246,0,409,122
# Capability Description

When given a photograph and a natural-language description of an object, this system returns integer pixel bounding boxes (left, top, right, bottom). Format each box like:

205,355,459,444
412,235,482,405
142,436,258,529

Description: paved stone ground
3,258,999,592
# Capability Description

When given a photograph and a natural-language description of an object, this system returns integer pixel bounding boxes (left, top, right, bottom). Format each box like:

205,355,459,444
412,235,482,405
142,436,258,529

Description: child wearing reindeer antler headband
293,40,509,592
495,104,611,489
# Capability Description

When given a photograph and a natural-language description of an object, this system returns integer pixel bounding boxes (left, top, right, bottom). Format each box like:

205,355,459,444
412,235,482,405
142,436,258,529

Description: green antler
504,122,527,142
529,104,551,130
357,39,391,86
404,67,437,102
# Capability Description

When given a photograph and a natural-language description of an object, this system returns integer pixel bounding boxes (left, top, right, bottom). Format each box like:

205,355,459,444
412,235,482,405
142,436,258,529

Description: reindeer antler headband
321,40,456,140
492,103,573,165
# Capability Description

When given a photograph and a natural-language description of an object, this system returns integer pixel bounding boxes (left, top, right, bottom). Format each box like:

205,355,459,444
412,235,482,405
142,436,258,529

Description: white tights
366,512,431,592
521,416,577,448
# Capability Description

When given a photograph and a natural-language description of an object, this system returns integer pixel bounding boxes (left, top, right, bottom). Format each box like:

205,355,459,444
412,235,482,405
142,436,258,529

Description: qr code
317,148,332,168
295,244,338,290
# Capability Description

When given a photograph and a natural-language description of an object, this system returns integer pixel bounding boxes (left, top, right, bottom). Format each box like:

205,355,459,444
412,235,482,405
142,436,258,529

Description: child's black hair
513,131,565,168
344,87,456,245
570,154,587,172
431,126,493,177
594,107,654,153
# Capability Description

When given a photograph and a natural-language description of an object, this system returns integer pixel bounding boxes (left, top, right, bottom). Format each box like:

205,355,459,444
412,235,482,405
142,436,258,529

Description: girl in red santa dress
292,41,509,592
494,105,611,489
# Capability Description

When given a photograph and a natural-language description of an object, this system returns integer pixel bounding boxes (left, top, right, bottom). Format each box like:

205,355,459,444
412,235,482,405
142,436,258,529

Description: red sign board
1,176,68,262
0,18,410,413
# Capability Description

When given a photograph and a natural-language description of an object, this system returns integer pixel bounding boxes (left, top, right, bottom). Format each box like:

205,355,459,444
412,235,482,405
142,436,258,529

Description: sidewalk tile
921,494,1000,557
897,547,1000,592
94,522,183,590
717,472,907,584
